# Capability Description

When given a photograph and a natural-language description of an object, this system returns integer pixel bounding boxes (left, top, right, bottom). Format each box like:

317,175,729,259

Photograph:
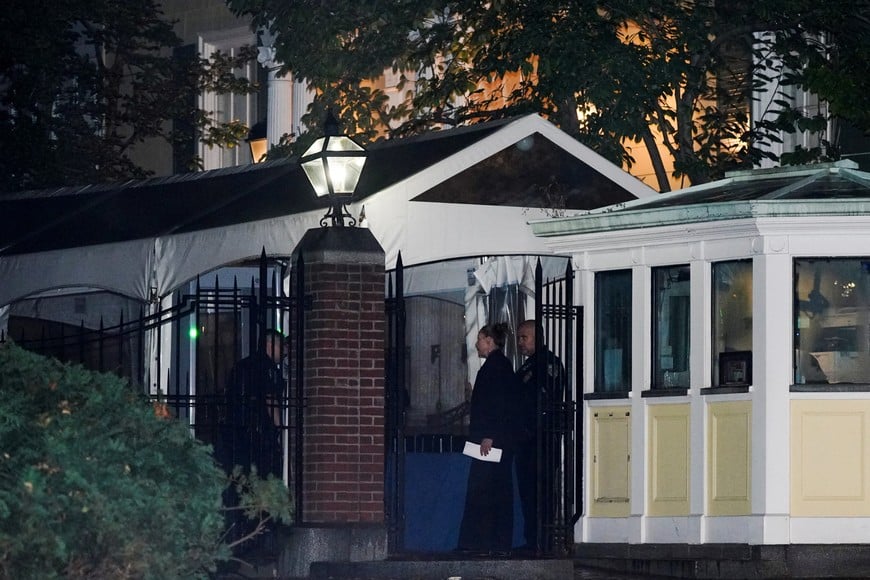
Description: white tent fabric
463,256,539,385
461,255,572,385
154,211,323,297
0,115,655,309
0,201,551,308
357,113,654,270
0,239,155,307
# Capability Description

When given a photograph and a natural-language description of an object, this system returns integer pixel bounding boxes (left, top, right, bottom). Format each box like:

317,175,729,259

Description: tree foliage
0,342,293,579
0,0,258,193
228,0,870,190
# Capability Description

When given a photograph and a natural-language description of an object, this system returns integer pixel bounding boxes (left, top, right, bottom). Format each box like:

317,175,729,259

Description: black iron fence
384,252,407,553
383,256,580,557
2,251,305,526
5,251,581,557
534,258,581,556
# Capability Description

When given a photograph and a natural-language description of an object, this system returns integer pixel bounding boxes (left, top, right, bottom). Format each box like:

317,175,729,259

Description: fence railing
2,252,304,526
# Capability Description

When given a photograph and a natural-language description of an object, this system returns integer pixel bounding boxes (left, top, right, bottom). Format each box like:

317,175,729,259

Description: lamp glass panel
325,156,365,194
301,159,329,196
302,137,327,158
325,135,364,152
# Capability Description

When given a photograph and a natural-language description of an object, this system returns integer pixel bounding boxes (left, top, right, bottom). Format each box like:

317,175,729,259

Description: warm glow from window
576,101,598,128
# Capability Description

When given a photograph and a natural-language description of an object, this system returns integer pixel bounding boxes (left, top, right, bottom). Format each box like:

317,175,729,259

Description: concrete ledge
277,524,388,579
310,558,574,580
574,543,870,579
575,543,755,561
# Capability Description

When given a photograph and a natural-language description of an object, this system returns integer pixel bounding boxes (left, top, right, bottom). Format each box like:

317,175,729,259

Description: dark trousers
516,443,538,548
458,454,514,552
517,440,559,550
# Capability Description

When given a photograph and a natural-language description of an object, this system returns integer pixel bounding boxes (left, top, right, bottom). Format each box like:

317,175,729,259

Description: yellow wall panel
648,404,690,516
707,401,751,516
590,407,631,517
792,400,870,516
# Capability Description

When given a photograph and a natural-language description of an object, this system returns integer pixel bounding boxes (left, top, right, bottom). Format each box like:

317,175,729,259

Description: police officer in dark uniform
219,328,286,551
515,320,564,552
225,328,285,478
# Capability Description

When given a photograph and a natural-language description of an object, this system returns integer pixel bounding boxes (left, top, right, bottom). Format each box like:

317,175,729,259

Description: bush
0,342,291,579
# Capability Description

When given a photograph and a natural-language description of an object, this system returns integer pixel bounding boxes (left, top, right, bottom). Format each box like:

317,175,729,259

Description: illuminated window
199,28,261,170
652,265,690,389
794,258,870,385
712,260,752,386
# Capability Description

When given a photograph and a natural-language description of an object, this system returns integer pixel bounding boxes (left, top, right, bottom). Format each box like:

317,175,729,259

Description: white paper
462,441,502,463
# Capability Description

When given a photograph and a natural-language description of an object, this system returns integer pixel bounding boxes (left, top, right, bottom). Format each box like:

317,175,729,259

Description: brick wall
301,259,386,523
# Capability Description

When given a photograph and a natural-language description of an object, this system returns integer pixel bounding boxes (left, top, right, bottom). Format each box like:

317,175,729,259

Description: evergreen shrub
0,342,235,579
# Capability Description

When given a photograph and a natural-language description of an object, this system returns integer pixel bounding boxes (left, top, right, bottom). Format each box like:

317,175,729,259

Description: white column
630,263,651,542
266,68,294,146
689,256,710,528
752,245,793,543
292,76,314,138
257,44,294,147
577,262,594,544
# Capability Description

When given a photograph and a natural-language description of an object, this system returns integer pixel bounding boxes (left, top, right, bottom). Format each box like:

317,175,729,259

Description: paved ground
574,565,671,579
221,561,675,579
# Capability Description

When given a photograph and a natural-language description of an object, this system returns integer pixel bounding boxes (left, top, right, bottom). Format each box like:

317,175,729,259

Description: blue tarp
403,452,524,552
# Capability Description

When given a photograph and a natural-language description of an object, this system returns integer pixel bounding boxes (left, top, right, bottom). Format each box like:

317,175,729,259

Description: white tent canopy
0,115,655,314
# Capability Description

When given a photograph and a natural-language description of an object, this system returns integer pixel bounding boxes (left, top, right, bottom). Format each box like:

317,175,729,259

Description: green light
189,326,198,339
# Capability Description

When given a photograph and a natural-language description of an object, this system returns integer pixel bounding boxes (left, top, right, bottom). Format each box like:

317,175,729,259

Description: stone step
574,543,870,579
309,558,574,580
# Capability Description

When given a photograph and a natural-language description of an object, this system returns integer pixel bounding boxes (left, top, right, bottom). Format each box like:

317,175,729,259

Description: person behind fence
218,328,286,550
457,322,523,555
515,319,565,551
223,327,286,479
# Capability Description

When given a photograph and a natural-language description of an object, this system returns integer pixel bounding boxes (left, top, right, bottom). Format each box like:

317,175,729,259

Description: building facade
531,160,870,547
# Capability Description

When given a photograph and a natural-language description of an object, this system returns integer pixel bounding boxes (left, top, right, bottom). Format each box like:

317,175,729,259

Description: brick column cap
292,227,384,265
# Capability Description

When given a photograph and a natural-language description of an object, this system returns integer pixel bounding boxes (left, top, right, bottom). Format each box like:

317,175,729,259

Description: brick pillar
292,226,385,526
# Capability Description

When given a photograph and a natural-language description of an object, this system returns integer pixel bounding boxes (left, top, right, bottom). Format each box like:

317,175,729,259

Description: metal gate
384,256,580,557
3,250,306,524
534,258,582,556
385,253,406,552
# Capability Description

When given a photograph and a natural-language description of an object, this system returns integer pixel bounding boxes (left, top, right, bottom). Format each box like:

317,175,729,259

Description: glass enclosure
594,269,632,393
712,260,753,386
652,265,691,389
794,258,870,385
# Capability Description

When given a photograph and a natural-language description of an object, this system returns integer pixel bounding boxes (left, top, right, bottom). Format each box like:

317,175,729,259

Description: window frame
793,257,870,388
651,264,691,391
593,269,633,395
198,28,260,170
711,259,753,387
